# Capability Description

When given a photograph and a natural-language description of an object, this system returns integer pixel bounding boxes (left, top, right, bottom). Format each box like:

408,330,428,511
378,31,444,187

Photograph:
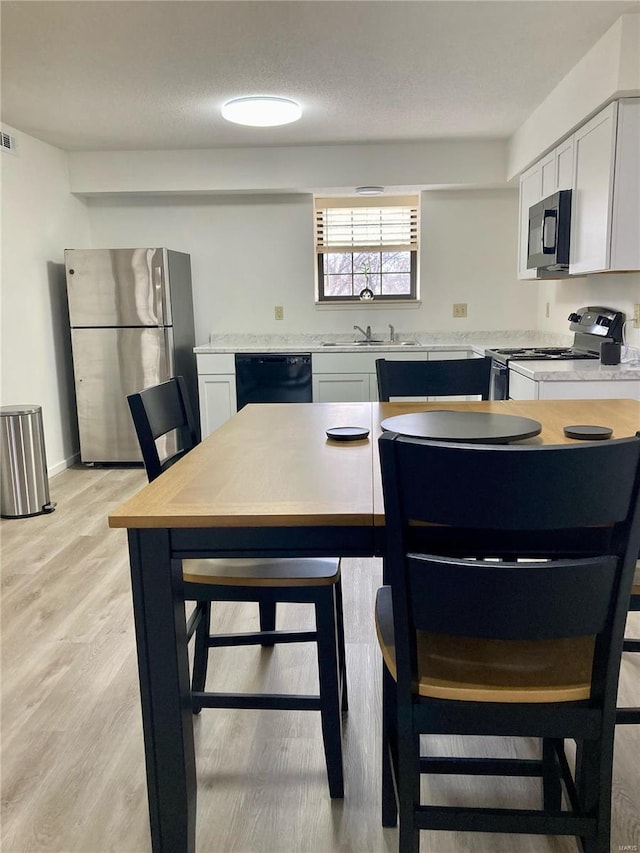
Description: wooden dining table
108,397,640,853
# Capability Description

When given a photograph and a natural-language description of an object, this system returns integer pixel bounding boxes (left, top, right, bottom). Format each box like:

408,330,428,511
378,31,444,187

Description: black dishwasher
235,353,313,410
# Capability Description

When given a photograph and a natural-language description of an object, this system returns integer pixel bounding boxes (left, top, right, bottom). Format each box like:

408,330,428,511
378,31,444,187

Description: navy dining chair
376,430,640,853
127,376,347,797
375,356,492,401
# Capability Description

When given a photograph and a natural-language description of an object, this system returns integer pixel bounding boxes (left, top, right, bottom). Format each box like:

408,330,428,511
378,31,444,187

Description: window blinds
314,196,419,254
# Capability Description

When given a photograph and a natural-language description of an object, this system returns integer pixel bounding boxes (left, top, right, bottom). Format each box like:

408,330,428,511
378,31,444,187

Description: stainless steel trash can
0,405,56,518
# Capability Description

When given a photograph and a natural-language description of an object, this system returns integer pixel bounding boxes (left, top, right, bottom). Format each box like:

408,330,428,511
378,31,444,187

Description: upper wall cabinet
570,99,640,275
517,138,574,279
517,98,640,279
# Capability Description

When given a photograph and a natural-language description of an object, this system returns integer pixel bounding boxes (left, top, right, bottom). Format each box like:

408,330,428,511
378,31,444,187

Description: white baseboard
49,452,80,478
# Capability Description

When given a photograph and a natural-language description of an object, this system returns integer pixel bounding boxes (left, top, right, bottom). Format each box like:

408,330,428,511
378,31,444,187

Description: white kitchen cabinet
570,99,640,274
313,373,373,403
517,162,545,280
517,138,574,280
508,368,640,401
196,353,237,437
311,349,474,403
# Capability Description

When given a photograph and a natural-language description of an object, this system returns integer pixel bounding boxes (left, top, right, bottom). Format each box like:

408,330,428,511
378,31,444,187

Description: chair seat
375,587,595,703
183,557,340,587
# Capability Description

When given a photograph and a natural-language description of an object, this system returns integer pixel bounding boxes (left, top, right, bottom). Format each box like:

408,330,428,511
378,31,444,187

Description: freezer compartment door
71,327,175,463
65,248,171,327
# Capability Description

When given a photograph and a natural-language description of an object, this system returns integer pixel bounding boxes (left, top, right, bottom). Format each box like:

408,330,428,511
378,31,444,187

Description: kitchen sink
320,340,418,347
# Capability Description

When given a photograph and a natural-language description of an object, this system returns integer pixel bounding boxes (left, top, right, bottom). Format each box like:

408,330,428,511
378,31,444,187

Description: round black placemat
326,426,370,441
563,425,613,441
380,410,541,443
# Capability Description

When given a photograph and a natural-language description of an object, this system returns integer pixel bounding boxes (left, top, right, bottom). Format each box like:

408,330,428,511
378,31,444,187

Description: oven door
490,359,508,401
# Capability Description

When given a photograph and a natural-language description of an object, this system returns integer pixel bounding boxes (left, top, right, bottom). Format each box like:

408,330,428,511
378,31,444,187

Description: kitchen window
315,196,419,302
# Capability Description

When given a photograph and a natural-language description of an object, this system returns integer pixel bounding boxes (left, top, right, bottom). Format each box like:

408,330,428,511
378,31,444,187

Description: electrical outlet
633,304,640,329
274,305,284,320
452,303,467,319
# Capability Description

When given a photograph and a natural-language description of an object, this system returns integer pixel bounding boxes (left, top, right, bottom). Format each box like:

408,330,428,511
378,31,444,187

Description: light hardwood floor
1,465,638,853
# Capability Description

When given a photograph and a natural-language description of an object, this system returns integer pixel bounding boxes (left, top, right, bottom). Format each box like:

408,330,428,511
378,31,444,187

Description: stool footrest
192,692,322,711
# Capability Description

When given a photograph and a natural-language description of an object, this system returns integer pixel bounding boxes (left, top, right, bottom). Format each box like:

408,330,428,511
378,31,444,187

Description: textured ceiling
1,0,638,151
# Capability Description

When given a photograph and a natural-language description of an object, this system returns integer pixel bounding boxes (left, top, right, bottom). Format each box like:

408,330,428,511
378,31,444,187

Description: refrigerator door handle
153,264,166,325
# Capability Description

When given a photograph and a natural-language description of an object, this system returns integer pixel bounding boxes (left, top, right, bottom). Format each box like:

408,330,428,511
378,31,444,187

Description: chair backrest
375,356,492,402
378,431,640,703
127,376,199,482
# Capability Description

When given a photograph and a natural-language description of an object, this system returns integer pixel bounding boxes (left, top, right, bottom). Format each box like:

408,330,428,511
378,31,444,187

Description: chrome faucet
353,324,372,341
388,324,395,343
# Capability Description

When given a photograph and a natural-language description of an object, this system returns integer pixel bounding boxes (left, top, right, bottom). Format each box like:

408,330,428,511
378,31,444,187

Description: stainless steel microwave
527,189,572,273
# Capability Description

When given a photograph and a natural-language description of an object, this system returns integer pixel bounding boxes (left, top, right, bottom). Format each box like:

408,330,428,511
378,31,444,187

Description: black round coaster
326,426,370,441
563,425,613,441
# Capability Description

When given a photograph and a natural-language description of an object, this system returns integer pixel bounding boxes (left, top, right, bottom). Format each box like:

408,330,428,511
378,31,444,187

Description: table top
379,410,542,443
108,399,640,530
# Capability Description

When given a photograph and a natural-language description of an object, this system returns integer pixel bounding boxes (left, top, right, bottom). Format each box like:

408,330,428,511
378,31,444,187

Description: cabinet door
555,137,574,191
312,373,372,403
536,380,640,400
198,374,237,438
570,102,617,274
508,371,538,400
518,163,543,279
610,98,640,270
540,151,557,199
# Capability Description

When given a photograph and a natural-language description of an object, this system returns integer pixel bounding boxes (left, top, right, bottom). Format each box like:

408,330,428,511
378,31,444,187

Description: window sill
315,300,422,310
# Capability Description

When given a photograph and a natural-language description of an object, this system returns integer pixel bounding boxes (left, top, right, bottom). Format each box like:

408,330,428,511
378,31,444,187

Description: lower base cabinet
196,354,237,438
311,349,472,403
509,369,640,401
197,349,479,435
312,373,373,403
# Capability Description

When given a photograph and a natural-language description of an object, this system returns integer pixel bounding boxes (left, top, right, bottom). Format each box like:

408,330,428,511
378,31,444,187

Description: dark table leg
128,528,196,853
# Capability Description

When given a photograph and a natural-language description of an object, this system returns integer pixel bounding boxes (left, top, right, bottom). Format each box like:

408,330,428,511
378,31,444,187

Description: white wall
508,13,640,178
534,272,640,349
69,139,508,195
1,126,91,474
85,188,537,342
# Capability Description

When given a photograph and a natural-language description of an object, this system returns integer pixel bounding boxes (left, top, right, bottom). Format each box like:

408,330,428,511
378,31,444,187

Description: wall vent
1,131,16,153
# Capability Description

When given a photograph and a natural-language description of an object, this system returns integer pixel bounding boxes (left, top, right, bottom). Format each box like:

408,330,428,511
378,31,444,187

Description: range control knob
568,312,582,323
597,316,611,327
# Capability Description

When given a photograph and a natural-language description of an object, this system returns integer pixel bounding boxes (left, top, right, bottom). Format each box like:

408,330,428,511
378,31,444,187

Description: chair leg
575,737,613,853
397,706,420,853
259,600,277,647
335,577,349,713
382,663,398,827
315,587,344,798
191,601,211,714
542,738,563,810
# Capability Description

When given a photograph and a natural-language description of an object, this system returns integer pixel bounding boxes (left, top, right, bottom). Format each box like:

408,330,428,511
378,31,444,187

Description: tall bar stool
617,561,640,725
375,356,492,402
376,431,640,852
127,376,347,797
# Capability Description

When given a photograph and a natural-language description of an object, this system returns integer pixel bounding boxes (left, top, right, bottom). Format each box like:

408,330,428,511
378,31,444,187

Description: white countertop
194,333,640,382
194,330,570,355
509,353,640,382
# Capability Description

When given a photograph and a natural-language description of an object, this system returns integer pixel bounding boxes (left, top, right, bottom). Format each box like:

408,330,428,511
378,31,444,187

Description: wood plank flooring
1,465,638,853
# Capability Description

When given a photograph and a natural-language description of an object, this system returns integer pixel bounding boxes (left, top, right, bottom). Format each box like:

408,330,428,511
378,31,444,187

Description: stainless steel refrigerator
65,248,198,464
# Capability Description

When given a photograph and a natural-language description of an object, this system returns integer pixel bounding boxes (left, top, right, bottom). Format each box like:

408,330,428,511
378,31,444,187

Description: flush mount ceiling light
355,186,385,196
221,96,302,127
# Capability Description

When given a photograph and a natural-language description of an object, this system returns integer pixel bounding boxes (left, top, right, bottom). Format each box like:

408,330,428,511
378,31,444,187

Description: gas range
487,306,625,399
485,345,599,363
